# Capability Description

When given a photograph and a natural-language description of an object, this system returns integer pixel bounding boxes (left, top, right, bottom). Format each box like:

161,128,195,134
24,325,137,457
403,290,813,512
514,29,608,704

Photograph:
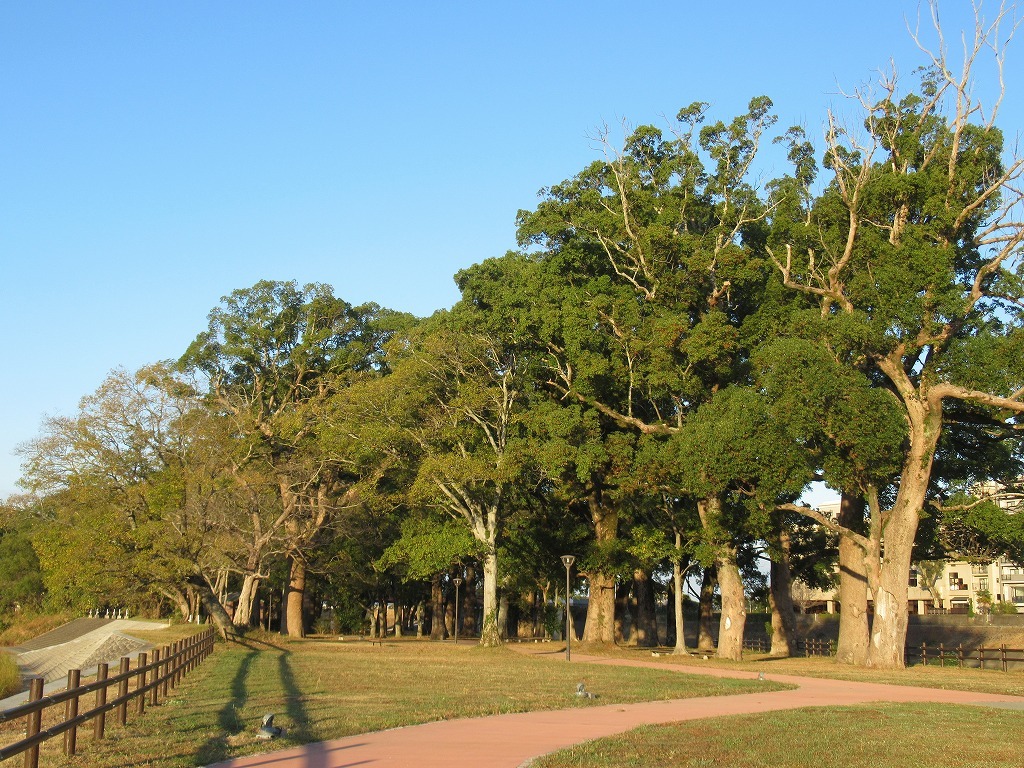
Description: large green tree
767,4,1024,667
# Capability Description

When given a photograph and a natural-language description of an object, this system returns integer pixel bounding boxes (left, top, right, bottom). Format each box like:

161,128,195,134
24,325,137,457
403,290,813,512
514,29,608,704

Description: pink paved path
207,647,1024,768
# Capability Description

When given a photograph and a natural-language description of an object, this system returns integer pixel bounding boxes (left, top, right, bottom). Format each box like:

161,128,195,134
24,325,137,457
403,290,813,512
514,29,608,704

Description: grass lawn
533,702,1024,768
31,635,786,768
587,644,1024,697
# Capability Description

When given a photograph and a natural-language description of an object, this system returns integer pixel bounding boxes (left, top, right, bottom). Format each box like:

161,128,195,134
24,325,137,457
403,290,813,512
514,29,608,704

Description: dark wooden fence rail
741,637,1023,670
0,627,215,768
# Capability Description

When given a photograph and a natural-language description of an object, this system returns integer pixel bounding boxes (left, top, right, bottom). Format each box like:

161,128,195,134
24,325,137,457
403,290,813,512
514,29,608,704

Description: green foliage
378,516,479,580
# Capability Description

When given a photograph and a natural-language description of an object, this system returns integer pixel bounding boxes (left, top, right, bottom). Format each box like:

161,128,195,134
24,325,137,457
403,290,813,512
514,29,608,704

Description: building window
977,578,989,592
949,572,965,590
909,569,918,588
1012,587,1024,605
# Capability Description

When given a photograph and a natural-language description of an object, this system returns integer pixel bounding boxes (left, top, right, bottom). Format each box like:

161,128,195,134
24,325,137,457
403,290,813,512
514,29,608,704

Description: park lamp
452,576,463,645
560,555,575,661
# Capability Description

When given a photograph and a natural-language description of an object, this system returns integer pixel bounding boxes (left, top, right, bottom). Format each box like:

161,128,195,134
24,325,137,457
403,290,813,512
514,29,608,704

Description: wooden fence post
94,663,109,739
162,644,171,697
64,668,81,755
152,648,162,706
1001,644,1007,672
117,657,130,726
136,652,148,716
24,677,43,768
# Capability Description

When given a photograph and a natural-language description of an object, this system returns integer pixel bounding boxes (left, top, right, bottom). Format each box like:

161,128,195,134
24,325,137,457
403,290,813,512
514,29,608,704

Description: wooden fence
741,636,1024,669
0,627,215,768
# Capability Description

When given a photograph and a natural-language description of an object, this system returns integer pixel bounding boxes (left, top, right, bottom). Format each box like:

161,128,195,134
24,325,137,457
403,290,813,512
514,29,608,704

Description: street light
561,555,575,661
452,576,463,645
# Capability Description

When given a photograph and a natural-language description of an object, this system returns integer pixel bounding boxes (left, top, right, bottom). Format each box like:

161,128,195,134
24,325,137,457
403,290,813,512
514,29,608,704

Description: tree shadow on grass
194,648,259,765
278,650,314,743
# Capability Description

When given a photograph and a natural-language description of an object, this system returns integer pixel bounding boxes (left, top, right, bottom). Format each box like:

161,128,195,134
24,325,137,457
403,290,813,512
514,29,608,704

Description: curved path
207,647,1024,768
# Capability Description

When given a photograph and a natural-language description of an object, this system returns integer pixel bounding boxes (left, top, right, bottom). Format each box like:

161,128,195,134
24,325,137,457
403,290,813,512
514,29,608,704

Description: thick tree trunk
430,574,445,640
186,575,234,640
497,591,509,641
768,525,798,657
716,549,746,661
284,555,307,638
697,496,745,661
416,601,425,638
480,551,502,645
615,580,632,644
582,493,618,644
162,587,192,621
233,573,260,628
633,568,659,647
836,493,870,666
697,565,718,652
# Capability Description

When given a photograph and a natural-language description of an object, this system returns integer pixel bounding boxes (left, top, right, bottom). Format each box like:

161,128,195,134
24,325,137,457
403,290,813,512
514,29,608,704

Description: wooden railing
740,637,1023,670
0,627,215,768
741,637,833,656
905,641,1024,670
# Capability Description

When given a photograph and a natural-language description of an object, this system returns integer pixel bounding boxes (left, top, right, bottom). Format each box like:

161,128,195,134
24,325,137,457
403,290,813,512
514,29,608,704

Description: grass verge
31,636,786,768
586,644,1024,697
532,702,1024,768
0,652,19,699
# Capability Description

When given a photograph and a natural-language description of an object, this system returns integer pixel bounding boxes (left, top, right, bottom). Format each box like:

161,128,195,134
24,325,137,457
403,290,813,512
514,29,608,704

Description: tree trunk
582,492,618,644
186,575,234,640
615,579,632,644
866,483,920,668
162,587,192,621
716,549,746,661
284,555,307,638
497,591,509,641
480,550,502,645
768,525,798,657
430,574,445,640
463,564,477,636
697,496,745,661
697,565,717,652
233,573,260,628
836,493,870,666
633,568,659,647
672,544,689,654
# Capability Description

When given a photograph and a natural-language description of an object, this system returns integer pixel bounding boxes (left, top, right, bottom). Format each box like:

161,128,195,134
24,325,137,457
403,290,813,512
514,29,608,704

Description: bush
0,651,21,699
991,600,1020,615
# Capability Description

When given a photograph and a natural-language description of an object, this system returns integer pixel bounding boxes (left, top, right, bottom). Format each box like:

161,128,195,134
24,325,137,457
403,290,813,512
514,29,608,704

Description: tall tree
768,3,1024,667
179,280,403,636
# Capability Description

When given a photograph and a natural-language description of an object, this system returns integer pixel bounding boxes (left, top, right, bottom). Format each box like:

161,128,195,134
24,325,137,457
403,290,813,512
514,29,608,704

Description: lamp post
560,555,575,661
452,577,463,645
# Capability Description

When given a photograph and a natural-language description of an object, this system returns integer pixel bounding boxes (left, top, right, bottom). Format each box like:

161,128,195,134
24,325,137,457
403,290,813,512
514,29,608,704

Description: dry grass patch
31,635,785,768
0,652,20,699
533,702,1024,768
588,644,1024,697
0,612,72,647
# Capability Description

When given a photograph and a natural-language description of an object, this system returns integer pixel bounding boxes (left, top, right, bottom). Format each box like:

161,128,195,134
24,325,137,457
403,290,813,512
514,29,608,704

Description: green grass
29,636,785,768
589,644,1024,697
0,651,20,699
533,703,1024,768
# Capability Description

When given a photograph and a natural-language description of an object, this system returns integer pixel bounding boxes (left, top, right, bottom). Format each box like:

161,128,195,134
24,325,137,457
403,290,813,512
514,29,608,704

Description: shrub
991,600,1020,615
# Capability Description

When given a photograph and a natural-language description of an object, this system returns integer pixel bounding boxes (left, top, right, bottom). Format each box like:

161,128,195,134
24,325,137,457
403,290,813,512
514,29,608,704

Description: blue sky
1,1,1020,498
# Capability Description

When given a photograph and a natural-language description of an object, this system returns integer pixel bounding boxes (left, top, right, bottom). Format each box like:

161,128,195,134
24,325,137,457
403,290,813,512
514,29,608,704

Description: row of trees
8,3,1024,667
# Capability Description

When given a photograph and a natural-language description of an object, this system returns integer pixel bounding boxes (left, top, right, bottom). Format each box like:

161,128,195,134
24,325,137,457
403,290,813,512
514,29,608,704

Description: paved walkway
206,646,1024,768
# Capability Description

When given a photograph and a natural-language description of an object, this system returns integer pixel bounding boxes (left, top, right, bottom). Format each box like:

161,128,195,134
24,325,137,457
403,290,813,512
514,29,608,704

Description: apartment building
791,500,1024,615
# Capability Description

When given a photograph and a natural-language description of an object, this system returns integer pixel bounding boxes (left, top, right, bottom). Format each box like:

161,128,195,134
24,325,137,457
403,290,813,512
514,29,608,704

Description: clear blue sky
1,1,1020,498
